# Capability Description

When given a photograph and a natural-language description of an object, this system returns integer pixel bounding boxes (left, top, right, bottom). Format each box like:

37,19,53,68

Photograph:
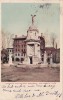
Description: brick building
13,35,26,62
13,34,60,64
45,47,60,63
39,34,45,62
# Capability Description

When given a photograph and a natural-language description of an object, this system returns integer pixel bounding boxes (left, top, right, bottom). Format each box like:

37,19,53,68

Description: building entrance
15,58,20,61
30,57,33,64
47,57,50,64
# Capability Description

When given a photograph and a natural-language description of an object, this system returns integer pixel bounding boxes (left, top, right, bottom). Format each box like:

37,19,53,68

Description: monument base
23,55,41,65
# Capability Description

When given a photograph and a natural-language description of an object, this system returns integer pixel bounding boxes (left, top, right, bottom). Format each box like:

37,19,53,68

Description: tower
24,15,41,64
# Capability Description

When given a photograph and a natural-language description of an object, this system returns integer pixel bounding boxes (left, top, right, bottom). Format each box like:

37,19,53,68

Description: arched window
35,32,36,36
18,53,20,56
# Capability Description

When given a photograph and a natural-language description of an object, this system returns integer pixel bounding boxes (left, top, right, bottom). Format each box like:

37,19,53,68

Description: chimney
15,35,17,38
41,33,43,37
56,43,57,49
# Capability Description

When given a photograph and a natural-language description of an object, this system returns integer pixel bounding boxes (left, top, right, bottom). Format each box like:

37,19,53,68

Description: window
22,49,23,52
18,45,20,47
24,49,26,53
10,50,11,52
48,54,49,56
35,32,36,36
18,53,20,56
21,53,23,56
22,45,23,48
16,49,17,52
8,49,9,52
24,44,25,47
37,44,40,46
18,49,20,51
24,53,25,56
15,54,17,56
42,58,44,61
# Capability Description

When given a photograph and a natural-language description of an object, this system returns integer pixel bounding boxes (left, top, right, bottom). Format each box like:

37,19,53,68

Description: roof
45,47,60,51
13,36,27,40
45,47,55,50
27,24,39,33
7,48,13,49
25,39,40,42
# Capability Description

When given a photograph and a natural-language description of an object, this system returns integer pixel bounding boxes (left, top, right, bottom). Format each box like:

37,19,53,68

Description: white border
0,0,63,100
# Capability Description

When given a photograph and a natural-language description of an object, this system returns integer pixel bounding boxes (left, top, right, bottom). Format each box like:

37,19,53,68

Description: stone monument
8,53,12,65
24,15,41,64
50,53,53,65
44,51,47,64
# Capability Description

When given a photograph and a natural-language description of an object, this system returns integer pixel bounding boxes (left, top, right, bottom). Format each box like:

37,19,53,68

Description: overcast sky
1,3,60,47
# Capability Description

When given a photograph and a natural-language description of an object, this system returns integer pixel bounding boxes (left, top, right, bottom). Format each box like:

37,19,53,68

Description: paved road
1,64,60,82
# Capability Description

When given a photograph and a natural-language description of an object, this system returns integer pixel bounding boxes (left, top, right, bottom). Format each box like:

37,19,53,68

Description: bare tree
6,32,14,48
1,30,14,49
50,33,56,48
1,30,7,49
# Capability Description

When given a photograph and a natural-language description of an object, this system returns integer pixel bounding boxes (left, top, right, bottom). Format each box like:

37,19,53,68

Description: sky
1,3,60,48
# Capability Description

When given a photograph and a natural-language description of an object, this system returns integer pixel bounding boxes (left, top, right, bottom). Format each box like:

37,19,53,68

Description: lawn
1,64,60,82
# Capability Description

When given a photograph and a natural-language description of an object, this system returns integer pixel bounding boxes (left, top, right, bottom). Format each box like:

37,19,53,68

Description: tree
50,33,56,48
1,30,7,49
1,30,14,49
1,49,8,63
6,32,14,48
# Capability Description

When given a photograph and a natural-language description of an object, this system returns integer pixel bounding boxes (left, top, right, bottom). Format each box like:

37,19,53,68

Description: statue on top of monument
31,15,36,25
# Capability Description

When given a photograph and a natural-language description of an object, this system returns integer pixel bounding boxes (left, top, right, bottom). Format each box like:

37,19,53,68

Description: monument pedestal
44,51,47,64
50,54,53,67
8,53,13,65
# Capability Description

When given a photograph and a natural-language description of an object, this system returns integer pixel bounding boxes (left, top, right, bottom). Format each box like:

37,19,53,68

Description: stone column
34,44,35,56
50,54,53,64
44,51,47,64
38,44,41,59
34,44,37,56
26,43,27,57
35,43,38,56
9,53,12,65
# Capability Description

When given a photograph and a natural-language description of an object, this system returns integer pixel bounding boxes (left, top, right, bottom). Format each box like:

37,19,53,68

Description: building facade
13,35,26,62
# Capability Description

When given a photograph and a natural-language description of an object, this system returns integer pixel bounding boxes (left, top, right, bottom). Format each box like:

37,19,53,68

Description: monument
8,53,12,65
44,51,47,64
24,15,41,64
50,53,53,65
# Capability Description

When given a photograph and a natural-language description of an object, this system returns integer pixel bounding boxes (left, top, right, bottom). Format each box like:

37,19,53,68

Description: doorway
15,58,20,61
30,57,33,64
47,57,50,64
